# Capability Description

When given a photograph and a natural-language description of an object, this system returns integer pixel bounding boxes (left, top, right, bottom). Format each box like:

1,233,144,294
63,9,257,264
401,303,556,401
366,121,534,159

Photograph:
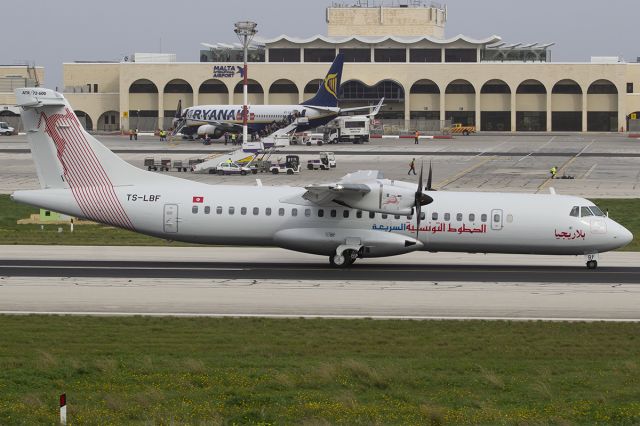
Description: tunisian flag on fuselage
193,196,204,203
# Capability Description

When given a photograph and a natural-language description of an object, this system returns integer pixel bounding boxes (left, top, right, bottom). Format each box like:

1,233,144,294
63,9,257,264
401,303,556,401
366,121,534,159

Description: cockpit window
581,206,594,217
589,206,605,217
570,206,579,217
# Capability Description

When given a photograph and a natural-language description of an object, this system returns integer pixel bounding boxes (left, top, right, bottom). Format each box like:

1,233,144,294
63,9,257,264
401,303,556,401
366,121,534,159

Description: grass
1,194,638,249
0,316,639,424
0,194,188,246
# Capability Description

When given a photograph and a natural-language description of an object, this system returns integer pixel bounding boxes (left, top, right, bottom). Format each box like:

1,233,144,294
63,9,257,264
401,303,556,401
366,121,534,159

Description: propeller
414,161,434,240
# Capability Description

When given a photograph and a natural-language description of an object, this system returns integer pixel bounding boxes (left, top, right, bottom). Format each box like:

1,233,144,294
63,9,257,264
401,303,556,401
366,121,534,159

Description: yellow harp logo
324,73,338,98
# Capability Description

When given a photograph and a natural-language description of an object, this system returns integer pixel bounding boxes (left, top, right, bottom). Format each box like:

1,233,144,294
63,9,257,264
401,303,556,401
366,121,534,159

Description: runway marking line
0,265,637,275
435,156,495,189
0,311,638,322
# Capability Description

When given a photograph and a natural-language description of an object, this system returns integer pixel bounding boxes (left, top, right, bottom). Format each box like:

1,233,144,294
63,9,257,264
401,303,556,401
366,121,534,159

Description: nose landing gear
585,253,599,269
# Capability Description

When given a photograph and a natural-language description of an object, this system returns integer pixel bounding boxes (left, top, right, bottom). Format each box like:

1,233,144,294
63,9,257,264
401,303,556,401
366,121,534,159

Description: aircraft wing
299,170,419,215
302,170,382,204
303,182,371,204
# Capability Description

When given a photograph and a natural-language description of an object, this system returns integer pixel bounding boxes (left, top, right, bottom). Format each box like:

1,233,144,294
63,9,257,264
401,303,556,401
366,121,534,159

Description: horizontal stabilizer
15,88,66,108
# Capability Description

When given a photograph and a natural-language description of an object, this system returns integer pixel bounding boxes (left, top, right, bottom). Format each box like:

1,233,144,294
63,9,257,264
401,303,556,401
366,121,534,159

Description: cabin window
481,214,487,222
456,213,463,221
192,206,198,214
318,209,324,217
279,208,285,216
266,207,272,216
469,213,475,222
204,206,211,214
343,210,350,218
444,213,450,221
228,207,235,215
305,208,311,217
381,214,388,219
507,214,513,223
369,212,376,219
590,206,605,217
581,206,593,217
292,208,298,217
330,209,337,218
216,206,223,214
432,212,438,220
253,207,259,215
420,212,426,221
570,206,579,217
241,207,247,215
356,210,362,218
394,215,400,220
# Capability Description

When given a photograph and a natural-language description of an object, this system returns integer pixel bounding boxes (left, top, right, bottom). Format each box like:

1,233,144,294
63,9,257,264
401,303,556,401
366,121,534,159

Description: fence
629,119,640,133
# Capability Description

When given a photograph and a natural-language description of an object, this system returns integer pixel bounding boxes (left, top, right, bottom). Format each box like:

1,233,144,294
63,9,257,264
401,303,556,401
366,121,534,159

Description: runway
1,259,639,283
0,247,639,320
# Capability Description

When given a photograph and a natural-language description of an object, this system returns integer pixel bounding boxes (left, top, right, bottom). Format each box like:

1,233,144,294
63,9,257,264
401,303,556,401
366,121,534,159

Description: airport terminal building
62,2,640,133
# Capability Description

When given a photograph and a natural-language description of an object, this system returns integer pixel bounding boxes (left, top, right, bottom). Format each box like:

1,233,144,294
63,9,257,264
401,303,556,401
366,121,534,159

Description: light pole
234,21,257,144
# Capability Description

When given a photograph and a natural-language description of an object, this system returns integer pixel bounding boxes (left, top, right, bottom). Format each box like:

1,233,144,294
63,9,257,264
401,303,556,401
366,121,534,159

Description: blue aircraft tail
301,53,344,108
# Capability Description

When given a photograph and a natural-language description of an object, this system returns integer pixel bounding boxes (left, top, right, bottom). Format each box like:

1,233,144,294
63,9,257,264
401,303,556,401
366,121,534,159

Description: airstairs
192,117,306,174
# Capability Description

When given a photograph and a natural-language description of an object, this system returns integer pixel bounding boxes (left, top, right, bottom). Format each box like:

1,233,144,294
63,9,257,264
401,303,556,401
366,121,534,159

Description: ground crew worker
414,130,420,145
550,166,557,179
408,158,416,175
159,129,166,141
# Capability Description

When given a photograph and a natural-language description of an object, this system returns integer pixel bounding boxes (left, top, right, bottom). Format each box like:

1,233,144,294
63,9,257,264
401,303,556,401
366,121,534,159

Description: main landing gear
329,249,359,267
585,253,598,270
586,260,598,269
329,243,364,268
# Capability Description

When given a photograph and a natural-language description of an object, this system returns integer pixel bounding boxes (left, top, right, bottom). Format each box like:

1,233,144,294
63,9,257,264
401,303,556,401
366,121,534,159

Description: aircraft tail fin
16,88,148,190
301,53,343,108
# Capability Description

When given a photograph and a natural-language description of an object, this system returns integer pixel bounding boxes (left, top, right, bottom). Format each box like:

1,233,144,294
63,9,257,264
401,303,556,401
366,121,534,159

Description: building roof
251,34,502,46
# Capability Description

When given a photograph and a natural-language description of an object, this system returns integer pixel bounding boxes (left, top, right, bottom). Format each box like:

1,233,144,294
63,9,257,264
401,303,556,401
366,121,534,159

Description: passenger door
164,204,179,233
491,209,503,231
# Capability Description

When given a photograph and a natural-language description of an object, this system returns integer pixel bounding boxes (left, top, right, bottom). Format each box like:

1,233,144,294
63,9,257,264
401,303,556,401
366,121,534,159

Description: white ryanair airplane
174,54,350,139
12,88,633,268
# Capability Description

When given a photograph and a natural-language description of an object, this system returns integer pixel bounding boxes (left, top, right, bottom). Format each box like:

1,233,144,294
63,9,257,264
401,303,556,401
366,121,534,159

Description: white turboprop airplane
13,88,633,268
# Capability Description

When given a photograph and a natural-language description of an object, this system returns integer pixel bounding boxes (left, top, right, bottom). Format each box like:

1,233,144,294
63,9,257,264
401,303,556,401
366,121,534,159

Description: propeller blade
414,162,424,239
427,161,433,191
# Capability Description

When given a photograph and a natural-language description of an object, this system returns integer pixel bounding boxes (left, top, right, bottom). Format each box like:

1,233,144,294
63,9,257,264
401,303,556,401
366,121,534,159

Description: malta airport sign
213,65,244,78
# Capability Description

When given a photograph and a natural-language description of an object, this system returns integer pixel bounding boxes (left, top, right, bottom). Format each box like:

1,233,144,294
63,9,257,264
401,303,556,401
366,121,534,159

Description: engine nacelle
197,124,223,138
345,183,416,216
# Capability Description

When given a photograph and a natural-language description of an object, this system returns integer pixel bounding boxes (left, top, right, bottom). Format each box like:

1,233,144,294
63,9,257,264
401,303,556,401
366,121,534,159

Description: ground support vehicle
447,123,476,136
144,157,171,171
213,162,252,176
270,155,301,175
307,152,336,170
172,160,189,172
0,122,15,136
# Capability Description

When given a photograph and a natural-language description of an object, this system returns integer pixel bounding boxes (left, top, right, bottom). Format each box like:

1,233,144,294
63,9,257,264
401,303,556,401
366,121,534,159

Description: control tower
327,1,447,38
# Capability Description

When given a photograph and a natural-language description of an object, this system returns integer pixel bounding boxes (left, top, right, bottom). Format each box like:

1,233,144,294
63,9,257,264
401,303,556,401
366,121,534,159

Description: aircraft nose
612,222,633,248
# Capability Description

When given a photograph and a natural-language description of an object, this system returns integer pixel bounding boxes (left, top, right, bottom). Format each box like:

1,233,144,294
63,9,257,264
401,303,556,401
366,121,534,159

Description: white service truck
324,115,370,144
0,122,15,136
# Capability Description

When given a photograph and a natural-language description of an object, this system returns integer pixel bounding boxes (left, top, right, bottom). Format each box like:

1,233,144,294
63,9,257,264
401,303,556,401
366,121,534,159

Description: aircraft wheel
586,260,598,269
329,253,347,267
